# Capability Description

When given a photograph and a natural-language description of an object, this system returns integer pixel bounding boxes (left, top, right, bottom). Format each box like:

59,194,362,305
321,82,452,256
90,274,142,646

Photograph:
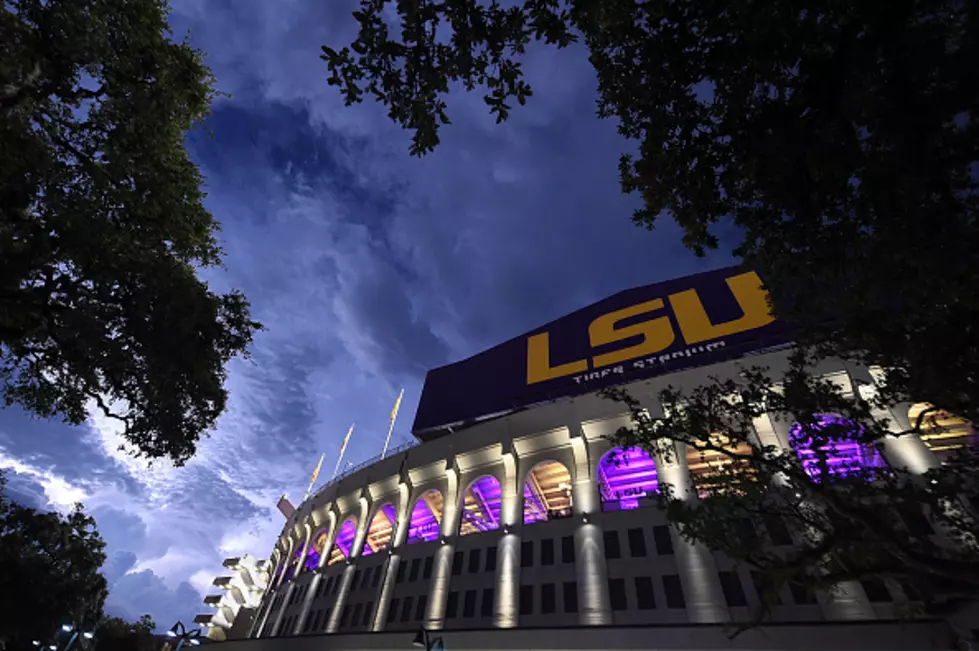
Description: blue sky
0,0,735,629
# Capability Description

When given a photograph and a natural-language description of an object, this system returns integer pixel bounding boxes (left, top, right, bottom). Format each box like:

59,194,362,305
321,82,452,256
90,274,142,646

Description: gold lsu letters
526,271,774,385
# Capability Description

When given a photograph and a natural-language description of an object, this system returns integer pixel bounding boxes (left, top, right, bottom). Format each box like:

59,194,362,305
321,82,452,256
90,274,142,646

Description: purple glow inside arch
460,476,502,535
598,447,658,511
407,490,442,544
790,414,884,480
327,519,357,565
362,503,398,556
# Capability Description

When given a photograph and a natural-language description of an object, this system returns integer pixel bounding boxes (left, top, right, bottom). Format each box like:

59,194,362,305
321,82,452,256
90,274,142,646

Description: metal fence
310,439,419,500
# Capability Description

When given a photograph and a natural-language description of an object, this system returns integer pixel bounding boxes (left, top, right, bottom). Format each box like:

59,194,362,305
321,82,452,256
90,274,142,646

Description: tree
321,0,979,423
1,0,262,465
602,350,979,631
0,472,109,650
95,614,157,651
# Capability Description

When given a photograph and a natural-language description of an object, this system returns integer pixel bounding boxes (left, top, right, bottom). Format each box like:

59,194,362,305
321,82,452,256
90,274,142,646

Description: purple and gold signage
412,266,792,438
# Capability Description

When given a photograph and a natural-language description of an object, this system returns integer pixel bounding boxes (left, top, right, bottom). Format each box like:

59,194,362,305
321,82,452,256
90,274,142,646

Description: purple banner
412,266,792,439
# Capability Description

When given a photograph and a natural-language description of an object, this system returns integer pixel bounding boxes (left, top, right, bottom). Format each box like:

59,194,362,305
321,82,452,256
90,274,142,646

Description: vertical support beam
250,551,284,638
327,498,370,633
268,537,297,636
372,481,412,631
568,422,611,626
292,574,322,635
425,462,460,630
494,446,522,628
288,526,314,635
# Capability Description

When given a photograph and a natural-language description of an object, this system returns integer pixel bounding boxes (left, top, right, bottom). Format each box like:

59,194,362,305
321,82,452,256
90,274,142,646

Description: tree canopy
321,0,979,422
0,473,109,649
1,0,262,465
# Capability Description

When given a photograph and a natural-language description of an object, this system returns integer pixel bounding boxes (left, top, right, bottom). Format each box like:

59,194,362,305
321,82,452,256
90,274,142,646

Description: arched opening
362,504,397,556
284,546,300,581
459,476,502,536
598,447,658,512
328,518,358,566
909,403,977,463
523,461,573,524
304,528,330,571
407,489,443,544
687,434,755,498
790,414,883,480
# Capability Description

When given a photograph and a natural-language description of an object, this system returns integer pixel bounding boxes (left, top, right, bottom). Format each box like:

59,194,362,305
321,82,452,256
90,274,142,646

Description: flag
308,453,325,488
390,389,404,422
339,424,354,457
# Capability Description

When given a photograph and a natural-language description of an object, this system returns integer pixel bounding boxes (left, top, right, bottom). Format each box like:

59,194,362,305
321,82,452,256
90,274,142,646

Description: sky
0,0,735,630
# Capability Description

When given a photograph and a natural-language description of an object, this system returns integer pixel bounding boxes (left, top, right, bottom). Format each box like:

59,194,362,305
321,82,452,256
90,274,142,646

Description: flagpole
303,452,325,501
333,424,354,479
381,389,404,460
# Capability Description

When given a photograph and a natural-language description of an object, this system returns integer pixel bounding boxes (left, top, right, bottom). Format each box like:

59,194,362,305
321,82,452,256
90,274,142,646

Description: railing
310,439,419,501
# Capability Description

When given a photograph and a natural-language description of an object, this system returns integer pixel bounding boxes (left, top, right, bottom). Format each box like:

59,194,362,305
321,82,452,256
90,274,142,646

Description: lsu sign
412,266,792,439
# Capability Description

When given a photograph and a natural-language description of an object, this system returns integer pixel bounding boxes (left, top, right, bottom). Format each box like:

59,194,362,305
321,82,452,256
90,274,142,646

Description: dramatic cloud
0,0,736,631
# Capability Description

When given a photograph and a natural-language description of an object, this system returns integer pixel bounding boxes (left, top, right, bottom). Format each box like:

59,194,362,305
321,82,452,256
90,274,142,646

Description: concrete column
425,463,461,630
291,573,321,634
494,449,522,628
250,553,284,638
268,582,295,637
568,425,611,626
879,401,941,474
372,481,411,632
653,438,730,623
326,501,370,633
326,563,358,633
287,529,313,635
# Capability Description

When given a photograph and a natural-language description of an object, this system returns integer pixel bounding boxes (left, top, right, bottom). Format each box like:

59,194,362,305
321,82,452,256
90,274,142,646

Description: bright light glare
62,625,72,632
83,633,94,640
189,640,200,646
166,631,177,638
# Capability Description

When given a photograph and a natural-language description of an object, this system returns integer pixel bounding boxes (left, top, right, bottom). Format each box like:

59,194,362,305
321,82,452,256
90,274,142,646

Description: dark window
324,576,334,595
788,580,818,605
352,570,362,591
360,567,371,590
735,518,759,546
663,575,686,608
719,571,748,607
541,583,556,614
362,601,373,626
332,576,341,595
468,548,482,573
350,603,363,629
541,538,554,566
387,599,399,624
409,558,421,582
635,577,656,610
563,582,578,613
609,578,627,611
521,540,534,567
452,551,464,575
750,571,782,605
604,530,621,559
446,592,459,619
311,609,322,631
561,535,575,563
485,546,497,572
628,528,647,557
314,581,322,599
372,565,382,588
423,555,434,579
396,562,406,584
463,590,477,618
861,578,893,602
415,595,427,621
481,588,494,617
340,605,351,628
764,515,794,546
653,525,674,555
323,608,332,628
401,596,414,623
519,585,533,615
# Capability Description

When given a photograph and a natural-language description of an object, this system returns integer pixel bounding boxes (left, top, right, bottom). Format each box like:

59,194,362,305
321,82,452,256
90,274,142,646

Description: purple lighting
407,489,442,544
598,447,658,512
328,519,357,565
790,414,884,481
460,476,502,536
362,503,397,556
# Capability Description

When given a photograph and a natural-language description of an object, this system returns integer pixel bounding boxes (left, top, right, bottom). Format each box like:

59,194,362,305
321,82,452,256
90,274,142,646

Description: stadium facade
209,266,976,651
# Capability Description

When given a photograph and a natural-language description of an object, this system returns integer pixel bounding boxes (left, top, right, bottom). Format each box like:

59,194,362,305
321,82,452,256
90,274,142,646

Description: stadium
204,266,975,651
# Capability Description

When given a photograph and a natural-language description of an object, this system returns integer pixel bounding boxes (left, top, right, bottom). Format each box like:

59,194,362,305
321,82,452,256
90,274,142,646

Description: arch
523,460,573,524
909,403,977,463
458,475,502,536
407,488,443,544
305,527,331,571
686,433,754,498
597,447,658,512
790,413,883,480
328,518,358,566
361,503,397,556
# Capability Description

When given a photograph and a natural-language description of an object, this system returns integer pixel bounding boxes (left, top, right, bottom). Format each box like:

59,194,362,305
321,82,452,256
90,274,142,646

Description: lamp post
412,627,444,651
166,621,202,651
